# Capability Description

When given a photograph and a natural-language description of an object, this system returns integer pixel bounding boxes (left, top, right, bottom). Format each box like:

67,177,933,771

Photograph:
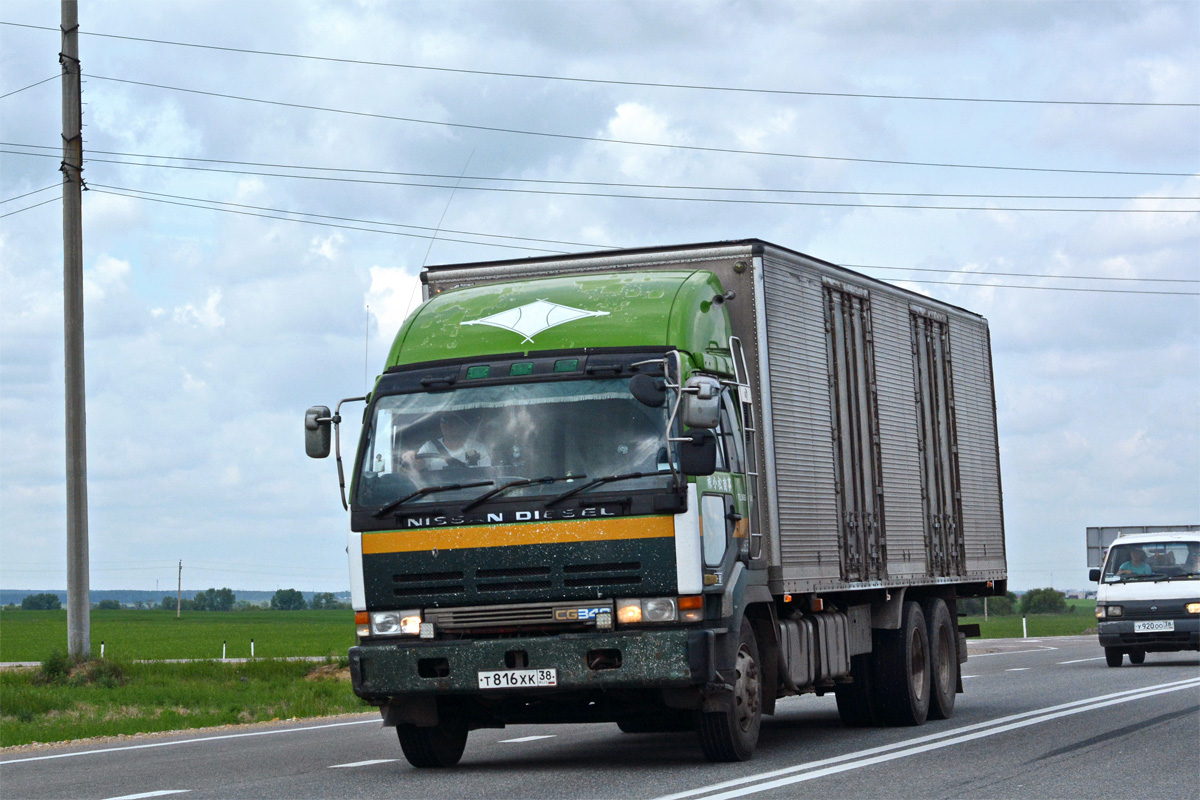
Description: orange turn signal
355,611,368,625
678,595,703,610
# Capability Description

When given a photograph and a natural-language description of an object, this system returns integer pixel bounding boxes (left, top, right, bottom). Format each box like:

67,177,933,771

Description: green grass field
0,658,367,747
959,599,1097,639
0,609,355,663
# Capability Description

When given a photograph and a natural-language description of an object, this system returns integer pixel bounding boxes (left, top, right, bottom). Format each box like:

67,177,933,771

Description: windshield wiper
372,479,494,518
461,475,586,513
544,470,673,508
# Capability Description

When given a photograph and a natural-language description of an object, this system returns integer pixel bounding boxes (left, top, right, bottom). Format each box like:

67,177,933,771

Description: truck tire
698,619,761,762
1105,647,1124,668
923,598,957,721
834,654,878,727
1128,648,1146,665
396,723,468,768
871,600,931,726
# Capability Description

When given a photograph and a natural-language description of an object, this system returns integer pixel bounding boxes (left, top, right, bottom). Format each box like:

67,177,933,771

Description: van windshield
1102,541,1200,582
354,377,674,511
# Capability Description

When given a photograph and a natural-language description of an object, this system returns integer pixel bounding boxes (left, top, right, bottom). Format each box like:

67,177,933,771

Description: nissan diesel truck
305,240,1007,767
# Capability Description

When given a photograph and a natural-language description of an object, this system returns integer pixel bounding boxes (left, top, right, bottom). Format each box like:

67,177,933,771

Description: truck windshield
1101,541,1200,582
354,377,673,510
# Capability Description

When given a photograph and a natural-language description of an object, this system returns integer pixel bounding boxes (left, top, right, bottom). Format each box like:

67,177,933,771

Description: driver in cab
402,412,491,471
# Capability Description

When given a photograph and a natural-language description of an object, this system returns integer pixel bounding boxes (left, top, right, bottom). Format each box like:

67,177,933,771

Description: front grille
425,599,614,631
390,560,644,600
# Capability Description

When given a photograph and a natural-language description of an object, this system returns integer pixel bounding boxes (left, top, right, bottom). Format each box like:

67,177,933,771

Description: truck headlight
615,597,703,625
370,609,421,636
1187,603,1200,615
1106,605,1122,618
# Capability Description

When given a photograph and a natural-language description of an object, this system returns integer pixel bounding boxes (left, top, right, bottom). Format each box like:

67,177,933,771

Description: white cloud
172,289,225,329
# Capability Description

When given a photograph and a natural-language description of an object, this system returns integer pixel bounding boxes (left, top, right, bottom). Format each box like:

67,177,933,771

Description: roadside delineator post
222,640,226,660
251,638,255,658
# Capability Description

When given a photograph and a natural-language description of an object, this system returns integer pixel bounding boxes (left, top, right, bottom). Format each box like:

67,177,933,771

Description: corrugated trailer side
754,244,1005,593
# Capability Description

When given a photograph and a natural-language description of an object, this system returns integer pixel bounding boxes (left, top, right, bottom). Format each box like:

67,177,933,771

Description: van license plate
1133,620,1174,633
478,669,557,689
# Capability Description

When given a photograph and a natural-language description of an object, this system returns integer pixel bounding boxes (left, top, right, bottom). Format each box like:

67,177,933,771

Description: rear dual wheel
923,598,957,720
871,601,932,726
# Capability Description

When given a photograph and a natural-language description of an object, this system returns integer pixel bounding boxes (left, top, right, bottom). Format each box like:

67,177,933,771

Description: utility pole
61,0,90,660
176,560,182,619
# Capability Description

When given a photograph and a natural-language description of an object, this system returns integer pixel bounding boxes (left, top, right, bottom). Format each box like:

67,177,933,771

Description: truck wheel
923,598,957,720
1104,647,1123,668
871,600,931,726
834,654,878,727
698,619,761,761
1128,648,1146,665
396,723,468,768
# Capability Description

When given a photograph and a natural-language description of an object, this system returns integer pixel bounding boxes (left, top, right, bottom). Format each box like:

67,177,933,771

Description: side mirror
1089,568,1101,583
681,375,721,429
679,430,717,476
629,373,667,407
305,405,332,458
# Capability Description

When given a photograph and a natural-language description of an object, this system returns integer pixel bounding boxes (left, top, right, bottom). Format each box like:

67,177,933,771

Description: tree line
957,587,1072,617
8,590,350,611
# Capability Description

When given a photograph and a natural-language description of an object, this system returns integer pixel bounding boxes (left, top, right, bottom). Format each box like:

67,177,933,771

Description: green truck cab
307,241,1007,767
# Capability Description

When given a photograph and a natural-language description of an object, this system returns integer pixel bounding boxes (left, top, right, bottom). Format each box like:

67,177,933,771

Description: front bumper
350,628,713,699
1098,618,1200,651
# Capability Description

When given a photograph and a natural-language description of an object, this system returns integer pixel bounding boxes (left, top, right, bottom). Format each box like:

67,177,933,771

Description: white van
1091,532,1200,667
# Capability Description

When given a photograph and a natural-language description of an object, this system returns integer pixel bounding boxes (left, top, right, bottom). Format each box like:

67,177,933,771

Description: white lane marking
329,759,397,768
1006,667,1032,671
0,718,379,764
961,675,977,679
968,646,1057,658
102,791,190,800
1059,657,1106,664
499,734,557,743
653,676,1200,800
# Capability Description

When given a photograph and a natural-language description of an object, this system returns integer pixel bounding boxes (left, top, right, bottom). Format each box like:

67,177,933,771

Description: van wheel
871,601,931,726
1128,648,1146,665
1104,647,1124,668
396,723,468,768
835,654,878,727
923,598,957,720
698,619,761,761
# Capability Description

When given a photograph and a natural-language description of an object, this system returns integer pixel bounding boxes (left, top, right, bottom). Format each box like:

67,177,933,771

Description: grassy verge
961,602,1097,639
0,609,354,662
0,657,368,747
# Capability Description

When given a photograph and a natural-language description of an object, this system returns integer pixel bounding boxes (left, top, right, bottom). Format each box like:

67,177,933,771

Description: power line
0,74,58,99
0,196,57,219
84,74,1200,178
87,185,1200,296
8,148,1195,213
2,20,1195,108
87,185,573,254
92,182,605,249
7,142,1197,202
1,183,59,204
890,278,1197,296
845,263,1200,285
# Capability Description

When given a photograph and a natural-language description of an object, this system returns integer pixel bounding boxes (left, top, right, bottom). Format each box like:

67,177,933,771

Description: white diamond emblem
461,300,609,343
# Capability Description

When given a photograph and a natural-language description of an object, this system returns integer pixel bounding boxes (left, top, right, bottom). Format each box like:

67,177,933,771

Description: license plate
1134,620,1174,633
478,668,557,689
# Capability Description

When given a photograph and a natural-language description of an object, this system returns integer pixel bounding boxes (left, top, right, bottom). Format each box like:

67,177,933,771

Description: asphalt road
3,635,1197,800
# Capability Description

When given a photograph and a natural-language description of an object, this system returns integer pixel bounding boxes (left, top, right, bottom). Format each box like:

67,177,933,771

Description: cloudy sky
1,1,1196,596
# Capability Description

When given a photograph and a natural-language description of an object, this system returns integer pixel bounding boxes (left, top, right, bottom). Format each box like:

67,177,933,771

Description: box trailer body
306,240,1007,766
